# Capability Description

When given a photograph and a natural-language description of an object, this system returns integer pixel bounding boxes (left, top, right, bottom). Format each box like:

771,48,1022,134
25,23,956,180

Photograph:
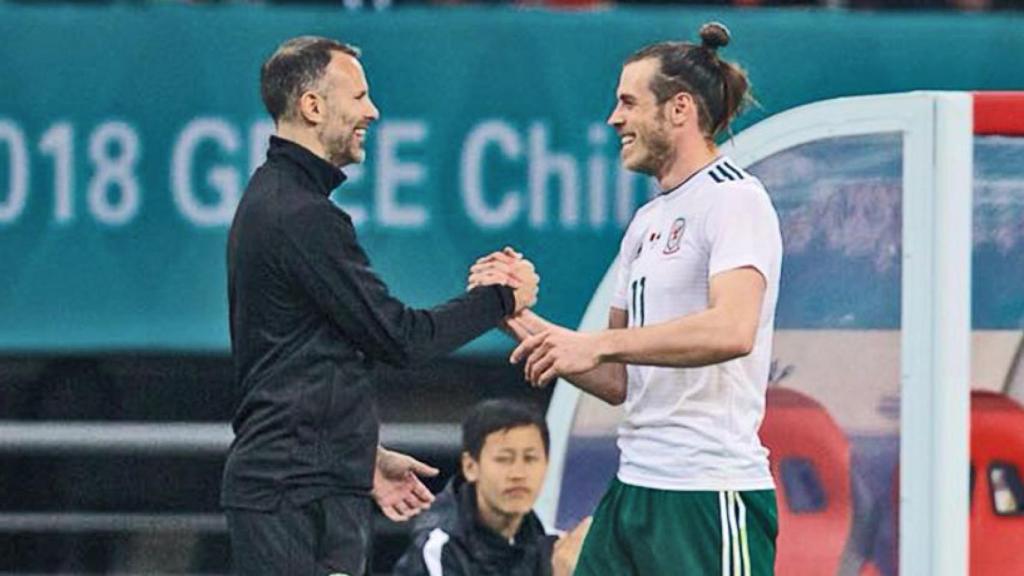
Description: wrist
594,330,619,363
495,284,517,316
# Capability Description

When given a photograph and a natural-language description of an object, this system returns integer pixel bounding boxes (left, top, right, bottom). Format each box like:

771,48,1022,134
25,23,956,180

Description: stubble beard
319,105,363,167
627,117,673,177
630,120,671,177
322,128,359,167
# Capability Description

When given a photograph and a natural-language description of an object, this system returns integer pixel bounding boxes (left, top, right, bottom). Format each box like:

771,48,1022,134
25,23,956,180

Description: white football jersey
609,156,782,491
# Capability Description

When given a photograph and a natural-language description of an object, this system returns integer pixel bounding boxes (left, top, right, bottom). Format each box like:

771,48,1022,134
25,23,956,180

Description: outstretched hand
372,447,439,522
510,323,603,388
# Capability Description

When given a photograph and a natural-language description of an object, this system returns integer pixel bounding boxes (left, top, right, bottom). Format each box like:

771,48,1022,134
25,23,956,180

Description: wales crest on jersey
663,217,687,255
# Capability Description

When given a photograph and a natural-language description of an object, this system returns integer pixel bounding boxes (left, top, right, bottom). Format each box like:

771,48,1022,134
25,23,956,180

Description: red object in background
974,92,1024,136
759,387,853,576
969,391,1024,575
893,391,1024,576
859,561,883,576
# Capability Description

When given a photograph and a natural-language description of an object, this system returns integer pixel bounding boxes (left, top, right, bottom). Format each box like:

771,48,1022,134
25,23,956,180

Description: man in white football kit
503,22,783,575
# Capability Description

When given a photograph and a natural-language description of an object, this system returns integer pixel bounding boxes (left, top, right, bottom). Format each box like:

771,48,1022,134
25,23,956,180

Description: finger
523,340,552,380
512,258,536,273
403,471,436,495
476,251,518,266
492,250,518,264
469,267,516,284
527,353,557,384
469,271,521,288
573,516,594,540
403,482,432,509
516,310,552,333
496,271,526,287
475,251,506,264
467,271,494,285
471,260,515,273
525,346,554,384
503,316,534,341
470,261,513,276
409,460,440,478
502,246,523,259
510,333,542,363
394,500,411,517
536,365,561,388
510,332,548,364
382,506,407,522
530,351,559,386
402,492,424,511
410,480,435,504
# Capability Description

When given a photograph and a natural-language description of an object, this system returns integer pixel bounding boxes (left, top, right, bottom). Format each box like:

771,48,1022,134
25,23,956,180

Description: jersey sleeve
704,184,782,283
610,221,642,310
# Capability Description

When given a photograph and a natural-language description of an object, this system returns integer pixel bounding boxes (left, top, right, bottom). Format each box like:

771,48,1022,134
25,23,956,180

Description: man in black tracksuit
222,38,538,576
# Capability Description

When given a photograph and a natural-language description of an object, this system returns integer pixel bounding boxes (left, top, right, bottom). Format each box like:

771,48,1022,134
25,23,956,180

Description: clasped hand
467,247,539,313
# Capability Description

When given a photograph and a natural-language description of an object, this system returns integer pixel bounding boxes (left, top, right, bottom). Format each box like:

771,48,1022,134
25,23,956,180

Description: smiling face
462,424,548,520
314,52,379,167
606,57,675,178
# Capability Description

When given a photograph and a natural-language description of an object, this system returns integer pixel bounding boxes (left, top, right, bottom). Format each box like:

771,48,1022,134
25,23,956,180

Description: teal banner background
1,6,1022,352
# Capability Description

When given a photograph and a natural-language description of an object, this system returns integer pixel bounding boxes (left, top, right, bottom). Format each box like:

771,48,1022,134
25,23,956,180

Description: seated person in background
393,399,590,576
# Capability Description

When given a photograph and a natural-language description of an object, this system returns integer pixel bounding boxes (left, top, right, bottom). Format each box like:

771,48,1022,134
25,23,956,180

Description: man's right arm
281,204,536,368
509,309,628,406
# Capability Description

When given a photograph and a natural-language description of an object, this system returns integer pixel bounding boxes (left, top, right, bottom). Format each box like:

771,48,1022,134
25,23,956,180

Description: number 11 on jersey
630,276,646,328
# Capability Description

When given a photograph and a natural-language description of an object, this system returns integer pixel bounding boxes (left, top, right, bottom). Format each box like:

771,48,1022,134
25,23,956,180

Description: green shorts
575,478,778,576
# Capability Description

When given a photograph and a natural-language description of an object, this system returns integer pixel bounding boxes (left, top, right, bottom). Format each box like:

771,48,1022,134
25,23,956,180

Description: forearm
318,264,511,367
563,361,628,405
286,209,514,368
598,308,753,368
399,284,514,365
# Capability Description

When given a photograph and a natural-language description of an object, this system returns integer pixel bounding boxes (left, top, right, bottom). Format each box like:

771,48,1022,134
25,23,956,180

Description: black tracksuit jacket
392,477,556,576
221,137,515,510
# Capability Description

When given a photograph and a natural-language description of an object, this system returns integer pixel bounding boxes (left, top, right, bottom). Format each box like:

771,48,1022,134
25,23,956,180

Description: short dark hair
626,22,752,140
260,36,361,123
462,399,550,460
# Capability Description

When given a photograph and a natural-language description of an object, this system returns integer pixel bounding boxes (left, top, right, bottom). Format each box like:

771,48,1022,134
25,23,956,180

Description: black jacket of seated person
392,475,556,576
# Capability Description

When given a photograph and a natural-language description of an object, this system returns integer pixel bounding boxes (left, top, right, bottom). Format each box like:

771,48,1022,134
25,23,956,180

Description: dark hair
260,36,361,123
626,22,751,140
462,399,550,460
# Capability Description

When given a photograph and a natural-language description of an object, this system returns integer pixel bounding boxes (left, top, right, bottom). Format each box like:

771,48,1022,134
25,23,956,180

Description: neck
476,494,524,541
656,139,718,192
275,123,330,164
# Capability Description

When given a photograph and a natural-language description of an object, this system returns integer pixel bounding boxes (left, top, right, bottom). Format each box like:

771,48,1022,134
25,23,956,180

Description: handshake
467,247,593,391
467,246,540,315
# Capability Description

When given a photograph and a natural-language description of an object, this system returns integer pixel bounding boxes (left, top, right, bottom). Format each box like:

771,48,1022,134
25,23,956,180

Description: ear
297,90,325,125
668,92,695,127
461,452,479,483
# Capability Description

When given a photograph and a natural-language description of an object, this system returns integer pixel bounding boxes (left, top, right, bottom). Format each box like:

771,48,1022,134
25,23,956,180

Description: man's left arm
600,183,779,368
515,184,780,385
598,267,765,367
514,268,766,386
